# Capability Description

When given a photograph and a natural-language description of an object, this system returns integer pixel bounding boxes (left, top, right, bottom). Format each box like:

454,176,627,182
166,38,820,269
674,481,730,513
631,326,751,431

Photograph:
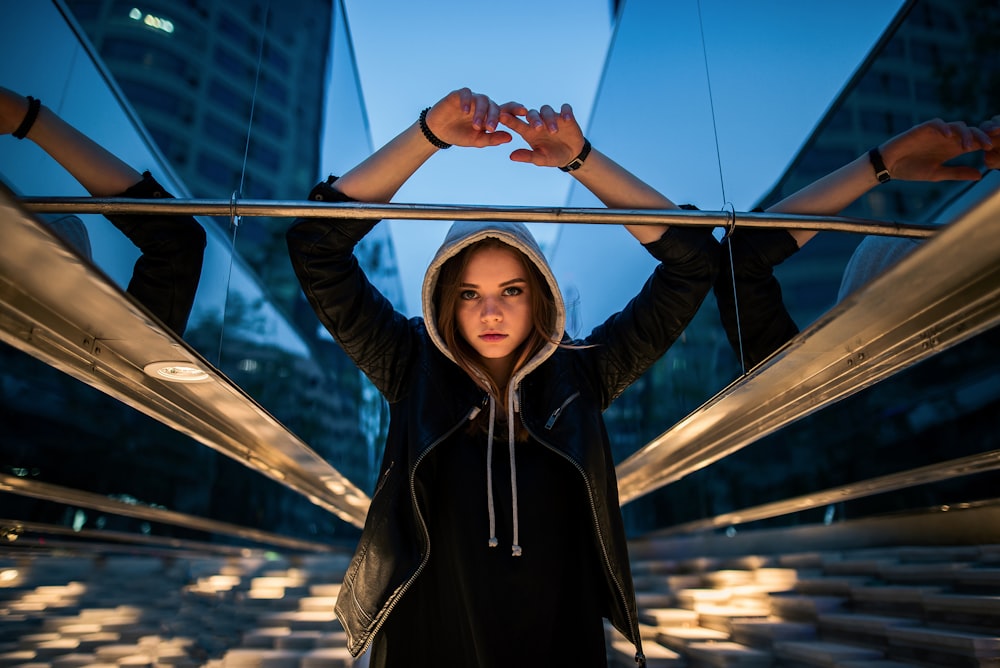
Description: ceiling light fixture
143,361,211,383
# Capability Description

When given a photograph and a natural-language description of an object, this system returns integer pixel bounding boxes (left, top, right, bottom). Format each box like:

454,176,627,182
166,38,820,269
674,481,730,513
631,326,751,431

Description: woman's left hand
499,102,587,168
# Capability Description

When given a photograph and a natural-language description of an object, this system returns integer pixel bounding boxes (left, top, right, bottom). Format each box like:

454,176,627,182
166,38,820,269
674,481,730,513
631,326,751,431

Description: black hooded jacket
287,178,720,664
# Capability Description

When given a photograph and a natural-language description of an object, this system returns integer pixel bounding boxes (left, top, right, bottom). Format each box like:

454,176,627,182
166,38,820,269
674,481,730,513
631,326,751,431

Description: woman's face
455,245,534,381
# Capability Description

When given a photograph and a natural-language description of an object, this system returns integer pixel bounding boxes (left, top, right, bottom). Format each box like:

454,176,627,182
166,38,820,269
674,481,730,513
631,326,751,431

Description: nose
480,297,502,322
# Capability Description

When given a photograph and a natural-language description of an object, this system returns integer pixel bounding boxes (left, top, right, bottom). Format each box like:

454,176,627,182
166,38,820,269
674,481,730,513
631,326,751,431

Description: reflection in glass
609,0,1000,534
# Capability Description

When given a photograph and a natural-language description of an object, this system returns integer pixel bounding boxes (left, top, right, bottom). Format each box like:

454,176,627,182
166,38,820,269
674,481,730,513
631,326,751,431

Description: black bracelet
13,96,41,140
418,107,451,150
868,147,890,183
559,138,592,172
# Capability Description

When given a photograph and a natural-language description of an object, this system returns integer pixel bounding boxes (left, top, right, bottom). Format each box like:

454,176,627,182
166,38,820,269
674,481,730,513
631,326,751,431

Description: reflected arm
715,118,993,370
1,86,140,195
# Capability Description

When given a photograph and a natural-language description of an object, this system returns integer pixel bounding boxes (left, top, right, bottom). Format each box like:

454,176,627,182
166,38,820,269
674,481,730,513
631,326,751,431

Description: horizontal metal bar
0,474,337,553
654,448,1000,537
19,197,938,238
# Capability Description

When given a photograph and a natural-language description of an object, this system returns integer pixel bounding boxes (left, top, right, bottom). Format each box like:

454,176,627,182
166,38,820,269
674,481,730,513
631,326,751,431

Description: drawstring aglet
511,544,522,557
488,537,498,548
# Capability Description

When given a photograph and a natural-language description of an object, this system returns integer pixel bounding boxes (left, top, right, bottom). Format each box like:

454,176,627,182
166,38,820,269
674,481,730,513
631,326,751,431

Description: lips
480,333,507,342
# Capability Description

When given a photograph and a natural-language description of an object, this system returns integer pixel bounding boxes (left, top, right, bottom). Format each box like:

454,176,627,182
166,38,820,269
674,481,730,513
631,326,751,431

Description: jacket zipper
518,387,645,666
544,391,580,429
357,400,483,655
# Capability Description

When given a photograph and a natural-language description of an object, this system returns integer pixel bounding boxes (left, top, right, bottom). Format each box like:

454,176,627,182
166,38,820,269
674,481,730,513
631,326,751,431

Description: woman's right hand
422,88,512,149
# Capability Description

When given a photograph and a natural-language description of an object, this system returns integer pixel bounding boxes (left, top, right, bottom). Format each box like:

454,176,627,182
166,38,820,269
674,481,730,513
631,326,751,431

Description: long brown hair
434,239,558,430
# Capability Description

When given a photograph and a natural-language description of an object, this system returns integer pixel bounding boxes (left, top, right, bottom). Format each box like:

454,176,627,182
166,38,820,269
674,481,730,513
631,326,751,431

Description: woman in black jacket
287,87,721,667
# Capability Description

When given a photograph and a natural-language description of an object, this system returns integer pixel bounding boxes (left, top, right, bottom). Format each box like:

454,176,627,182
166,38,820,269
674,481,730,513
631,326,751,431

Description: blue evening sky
339,0,904,317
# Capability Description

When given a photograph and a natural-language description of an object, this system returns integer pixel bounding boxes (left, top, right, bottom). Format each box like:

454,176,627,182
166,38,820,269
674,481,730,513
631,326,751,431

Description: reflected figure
715,116,998,370
1,87,206,334
287,88,719,667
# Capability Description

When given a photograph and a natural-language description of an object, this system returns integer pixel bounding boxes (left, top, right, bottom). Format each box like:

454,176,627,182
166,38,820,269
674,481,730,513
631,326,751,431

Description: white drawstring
483,390,522,556
486,395,499,548
508,388,521,557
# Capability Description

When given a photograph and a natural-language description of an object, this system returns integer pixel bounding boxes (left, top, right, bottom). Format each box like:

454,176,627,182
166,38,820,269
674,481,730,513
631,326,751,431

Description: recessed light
143,361,210,383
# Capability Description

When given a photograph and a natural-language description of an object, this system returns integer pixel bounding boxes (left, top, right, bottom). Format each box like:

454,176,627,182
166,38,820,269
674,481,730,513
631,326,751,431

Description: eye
459,290,478,301
503,286,523,297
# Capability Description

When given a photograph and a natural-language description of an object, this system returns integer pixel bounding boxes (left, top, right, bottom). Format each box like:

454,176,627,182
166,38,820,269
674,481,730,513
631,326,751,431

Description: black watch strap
560,138,592,172
869,147,891,183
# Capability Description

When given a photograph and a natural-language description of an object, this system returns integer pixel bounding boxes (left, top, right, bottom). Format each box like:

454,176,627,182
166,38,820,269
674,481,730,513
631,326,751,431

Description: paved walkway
0,550,364,667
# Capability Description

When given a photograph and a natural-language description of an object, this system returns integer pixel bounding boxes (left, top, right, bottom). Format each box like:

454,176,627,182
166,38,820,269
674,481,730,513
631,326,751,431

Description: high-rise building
64,0,336,312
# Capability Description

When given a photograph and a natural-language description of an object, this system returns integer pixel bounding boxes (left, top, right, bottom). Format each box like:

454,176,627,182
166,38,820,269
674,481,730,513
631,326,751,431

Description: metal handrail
18,197,938,238
651,448,1000,537
0,474,339,553
0,517,294,556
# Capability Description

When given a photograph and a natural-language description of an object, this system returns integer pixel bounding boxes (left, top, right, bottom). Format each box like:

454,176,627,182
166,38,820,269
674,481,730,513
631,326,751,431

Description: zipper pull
468,394,489,420
545,391,581,430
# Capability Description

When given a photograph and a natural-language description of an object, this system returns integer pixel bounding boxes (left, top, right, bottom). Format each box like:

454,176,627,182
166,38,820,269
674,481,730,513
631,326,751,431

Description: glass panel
600,0,1000,533
3,0,998,550
0,1,373,544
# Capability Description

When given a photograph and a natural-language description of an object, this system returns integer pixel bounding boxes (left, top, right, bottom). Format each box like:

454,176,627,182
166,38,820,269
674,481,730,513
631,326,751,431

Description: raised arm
1,86,141,195
332,88,512,203
773,118,994,247
715,117,996,370
1,86,204,335
499,102,677,244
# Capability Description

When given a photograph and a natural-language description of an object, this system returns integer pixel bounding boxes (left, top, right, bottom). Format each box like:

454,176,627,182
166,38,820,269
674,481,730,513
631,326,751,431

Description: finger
479,130,512,147
508,148,536,164
983,120,1000,135
484,100,501,133
499,110,531,133
456,87,472,114
970,126,993,149
560,103,575,123
539,105,559,133
500,101,528,117
526,108,543,129
470,93,492,130
947,121,978,149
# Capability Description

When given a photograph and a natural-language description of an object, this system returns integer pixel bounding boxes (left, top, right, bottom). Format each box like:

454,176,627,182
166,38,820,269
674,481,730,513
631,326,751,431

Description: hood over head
421,220,566,388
